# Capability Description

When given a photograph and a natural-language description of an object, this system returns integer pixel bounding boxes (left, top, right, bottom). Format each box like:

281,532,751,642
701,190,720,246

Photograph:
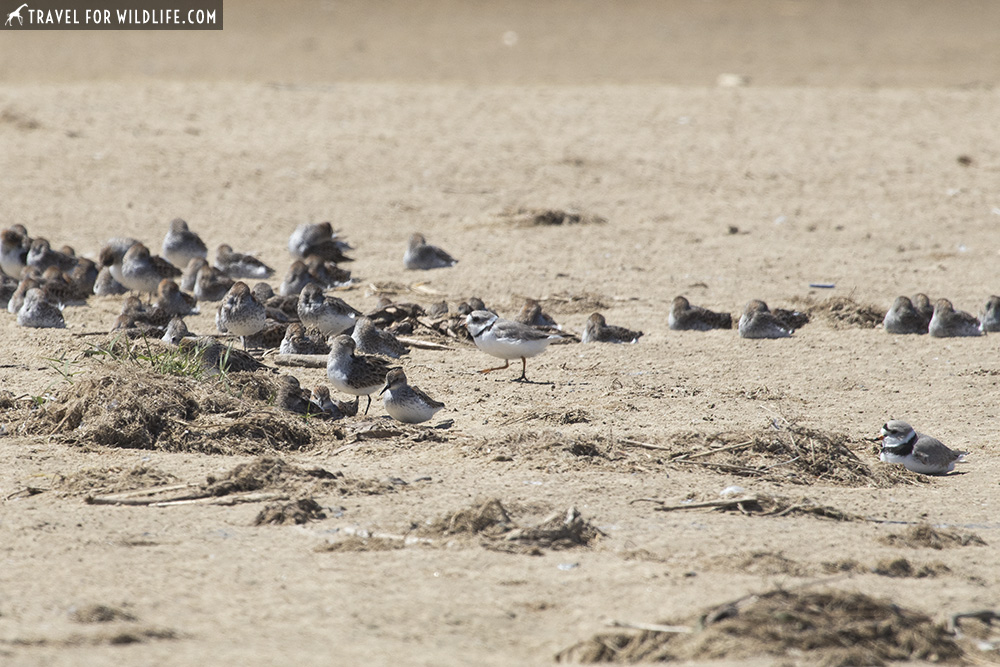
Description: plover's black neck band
883,430,918,457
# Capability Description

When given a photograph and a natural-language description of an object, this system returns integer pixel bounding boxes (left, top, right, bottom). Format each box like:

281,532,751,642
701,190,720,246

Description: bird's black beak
378,382,389,397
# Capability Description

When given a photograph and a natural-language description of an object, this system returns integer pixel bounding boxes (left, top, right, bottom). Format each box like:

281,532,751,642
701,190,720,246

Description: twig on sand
673,439,754,460
606,619,693,634
634,497,761,512
618,438,673,453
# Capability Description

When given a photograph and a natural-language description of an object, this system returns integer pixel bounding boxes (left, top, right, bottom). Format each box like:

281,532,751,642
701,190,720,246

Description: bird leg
478,359,510,374
363,394,372,415
515,357,529,382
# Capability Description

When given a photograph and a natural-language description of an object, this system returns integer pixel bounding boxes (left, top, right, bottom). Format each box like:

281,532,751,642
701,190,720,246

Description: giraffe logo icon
5,3,28,26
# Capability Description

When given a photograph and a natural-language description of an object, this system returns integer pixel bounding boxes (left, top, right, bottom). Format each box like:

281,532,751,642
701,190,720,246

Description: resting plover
216,281,266,348
17,287,65,329
879,420,966,475
379,368,444,423
883,296,928,334
403,233,457,270
669,296,732,331
326,334,395,414
352,316,409,358
738,300,793,339
297,283,359,336
581,312,643,344
928,298,982,337
465,309,559,382
161,218,208,269
979,295,1000,333
214,243,274,280
109,243,182,296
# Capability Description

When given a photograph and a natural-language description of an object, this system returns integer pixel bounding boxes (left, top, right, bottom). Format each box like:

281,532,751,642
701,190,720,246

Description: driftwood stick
606,620,693,634
674,439,754,460
272,354,327,368
394,336,453,351
647,497,760,512
618,438,673,452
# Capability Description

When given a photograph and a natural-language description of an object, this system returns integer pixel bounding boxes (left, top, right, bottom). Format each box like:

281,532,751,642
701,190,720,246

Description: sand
1,2,999,665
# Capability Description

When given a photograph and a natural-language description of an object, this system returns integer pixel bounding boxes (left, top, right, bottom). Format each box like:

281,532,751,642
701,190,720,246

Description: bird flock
2,219,988,473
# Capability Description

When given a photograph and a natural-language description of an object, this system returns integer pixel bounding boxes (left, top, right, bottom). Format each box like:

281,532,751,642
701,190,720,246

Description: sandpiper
404,232,457,270
582,312,643,344
310,385,358,420
161,218,208,269
297,283,359,336
928,298,982,337
180,257,208,293
326,334,395,414
913,293,935,328
979,295,1000,333
194,264,235,302
162,316,192,344
279,322,331,355
216,281,266,348
93,266,128,296
465,309,560,382
738,300,793,339
17,287,65,329
215,243,275,280
669,296,733,331
106,242,182,296
154,279,198,316
279,260,319,297
879,420,966,475
26,238,76,274
352,316,409,358
883,296,928,334
288,222,353,263
0,227,31,278
379,368,444,424
515,298,560,330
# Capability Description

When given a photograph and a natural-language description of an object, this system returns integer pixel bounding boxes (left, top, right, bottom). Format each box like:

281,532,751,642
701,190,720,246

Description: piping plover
403,233,457,270
161,218,208,269
287,222,352,263
928,298,982,337
109,243,183,296
979,295,1000,333
17,287,65,328
738,300,793,339
669,296,732,331
883,296,928,334
326,334,395,414
465,309,559,382
214,243,275,280
352,316,409,358
581,312,643,344
879,420,967,475
297,283,359,336
216,281,266,348
379,368,444,423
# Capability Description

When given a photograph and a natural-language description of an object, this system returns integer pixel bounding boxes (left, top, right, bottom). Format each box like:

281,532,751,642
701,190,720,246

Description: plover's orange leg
478,360,510,374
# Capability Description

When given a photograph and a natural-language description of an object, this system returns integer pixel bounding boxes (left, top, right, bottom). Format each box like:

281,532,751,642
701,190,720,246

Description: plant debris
880,523,987,550
557,589,963,664
496,206,607,227
254,498,327,525
796,295,886,329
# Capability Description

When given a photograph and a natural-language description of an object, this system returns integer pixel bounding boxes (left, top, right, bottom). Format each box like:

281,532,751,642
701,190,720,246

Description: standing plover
979,295,1000,333
928,298,982,337
288,222,353,263
581,312,643,344
465,310,559,382
326,334,395,414
17,287,65,328
109,243,182,296
669,296,733,331
297,283,359,336
215,243,274,280
161,218,208,269
352,316,409,358
403,233,457,270
879,420,966,475
379,368,444,423
738,300,793,339
216,281,266,348
883,296,929,334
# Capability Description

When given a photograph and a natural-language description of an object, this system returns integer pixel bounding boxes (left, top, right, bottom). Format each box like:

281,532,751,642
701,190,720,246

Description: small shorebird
161,218,208,269
215,243,275,280
879,420,967,475
465,309,560,382
288,222,353,263
379,368,444,424
297,283,359,336
216,281,266,349
16,287,65,329
279,322,330,356
738,300,793,339
403,233,457,270
581,312,643,344
928,298,982,337
108,243,182,297
669,296,732,331
883,296,929,334
326,334,395,414
352,316,409,358
980,295,1000,333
